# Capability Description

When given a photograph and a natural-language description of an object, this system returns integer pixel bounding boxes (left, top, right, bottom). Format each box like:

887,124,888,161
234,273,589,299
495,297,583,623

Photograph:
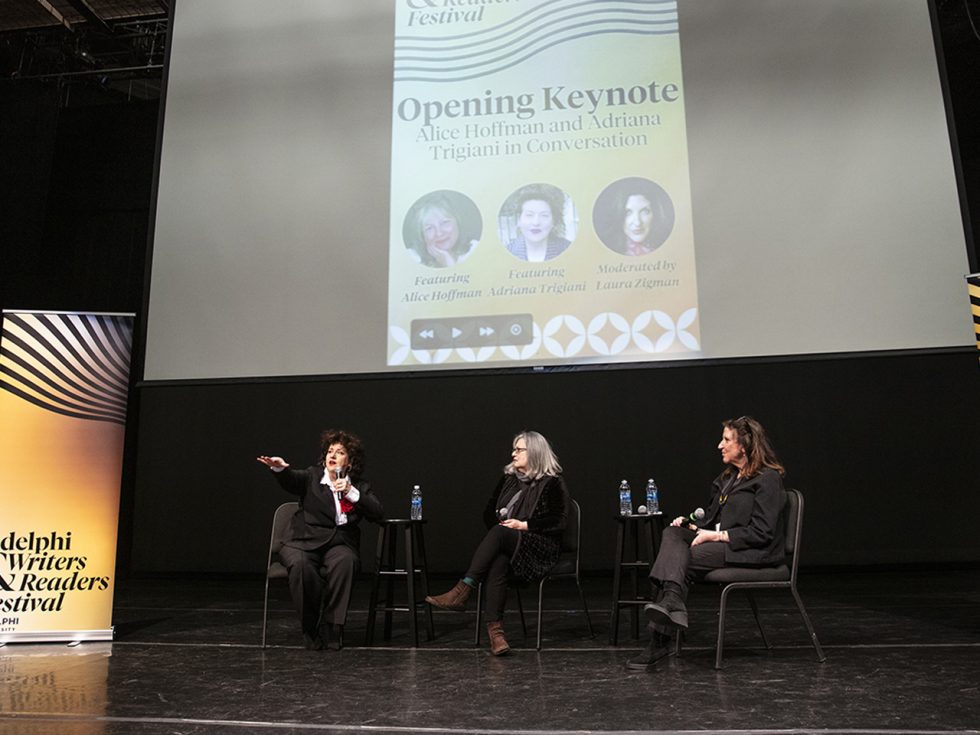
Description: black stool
364,519,435,646
609,512,663,644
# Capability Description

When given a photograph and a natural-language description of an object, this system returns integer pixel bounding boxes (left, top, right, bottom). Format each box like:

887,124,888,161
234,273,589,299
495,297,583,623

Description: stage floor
1,568,978,735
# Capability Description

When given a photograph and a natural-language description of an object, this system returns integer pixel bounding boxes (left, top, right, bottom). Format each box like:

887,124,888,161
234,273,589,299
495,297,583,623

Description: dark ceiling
0,0,168,99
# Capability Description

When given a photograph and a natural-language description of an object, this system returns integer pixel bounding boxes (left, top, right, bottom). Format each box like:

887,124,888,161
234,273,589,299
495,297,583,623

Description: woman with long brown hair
628,416,787,669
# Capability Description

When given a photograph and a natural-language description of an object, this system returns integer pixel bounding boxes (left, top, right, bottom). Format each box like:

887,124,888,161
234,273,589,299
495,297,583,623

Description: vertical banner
969,273,980,366
0,310,134,643
387,0,699,367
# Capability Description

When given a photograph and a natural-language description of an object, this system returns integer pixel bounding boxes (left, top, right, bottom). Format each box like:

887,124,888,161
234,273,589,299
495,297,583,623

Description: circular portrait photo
498,182,577,262
593,177,674,256
402,190,482,268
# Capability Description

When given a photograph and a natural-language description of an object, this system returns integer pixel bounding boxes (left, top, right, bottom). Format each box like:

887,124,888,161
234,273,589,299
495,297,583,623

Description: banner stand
967,272,980,367
0,629,113,645
0,310,134,644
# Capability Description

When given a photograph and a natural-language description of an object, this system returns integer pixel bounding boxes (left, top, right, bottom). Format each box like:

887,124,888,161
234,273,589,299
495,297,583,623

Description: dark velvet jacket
697,466,787,566
482,473,569,581
272,465,384,552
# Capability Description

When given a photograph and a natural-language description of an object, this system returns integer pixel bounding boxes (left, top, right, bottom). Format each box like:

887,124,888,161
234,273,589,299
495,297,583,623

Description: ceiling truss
0,0,168,99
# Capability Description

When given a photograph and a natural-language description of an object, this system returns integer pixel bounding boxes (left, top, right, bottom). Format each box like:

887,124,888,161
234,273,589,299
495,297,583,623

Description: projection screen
144,0,971,381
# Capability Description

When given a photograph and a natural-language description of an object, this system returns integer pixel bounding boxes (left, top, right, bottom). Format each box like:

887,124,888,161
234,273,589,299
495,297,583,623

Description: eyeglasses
513,446,527,453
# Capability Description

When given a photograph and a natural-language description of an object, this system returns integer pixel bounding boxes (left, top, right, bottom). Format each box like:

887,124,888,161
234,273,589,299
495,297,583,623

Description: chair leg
715,584,732,669
474,583,484,646
414,524,436,642
536,580,545,650
516,586,527,640
746,591,772,649
364,526,388,646
382,528,398,643
576,577,595,638
261,577,271,649
791,585,827,663
403,525,419,647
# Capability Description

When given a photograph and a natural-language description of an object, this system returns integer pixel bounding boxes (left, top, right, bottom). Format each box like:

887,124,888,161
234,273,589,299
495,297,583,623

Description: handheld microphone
497,507,509,521
334,464,348,496
685,507,705,524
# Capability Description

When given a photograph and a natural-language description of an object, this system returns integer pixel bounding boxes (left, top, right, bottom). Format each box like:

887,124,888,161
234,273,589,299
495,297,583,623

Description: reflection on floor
1,569,978,735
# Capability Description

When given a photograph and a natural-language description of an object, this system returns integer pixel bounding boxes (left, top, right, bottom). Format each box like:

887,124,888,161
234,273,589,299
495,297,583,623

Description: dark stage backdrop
3,2,980,579
129,350,980,574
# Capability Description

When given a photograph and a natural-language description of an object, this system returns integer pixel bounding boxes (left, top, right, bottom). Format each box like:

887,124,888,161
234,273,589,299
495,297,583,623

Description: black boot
626,632,673,670
303,631,324,650
643,582,688,629
326,623,344,651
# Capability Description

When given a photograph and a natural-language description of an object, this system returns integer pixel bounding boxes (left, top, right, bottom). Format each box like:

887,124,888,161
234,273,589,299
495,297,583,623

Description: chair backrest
561,498,581,553
552,498,582,576
785,489,804,578
266,501,298,571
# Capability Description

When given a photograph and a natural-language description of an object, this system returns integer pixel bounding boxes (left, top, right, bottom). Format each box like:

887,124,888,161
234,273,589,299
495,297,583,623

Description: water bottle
645,478,660,514
410,484,422,520
618,480,632,516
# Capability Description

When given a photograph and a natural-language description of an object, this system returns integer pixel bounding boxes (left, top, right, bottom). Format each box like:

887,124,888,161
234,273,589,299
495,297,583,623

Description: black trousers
279,539,358,636
647,525,727,635
465,525,520,623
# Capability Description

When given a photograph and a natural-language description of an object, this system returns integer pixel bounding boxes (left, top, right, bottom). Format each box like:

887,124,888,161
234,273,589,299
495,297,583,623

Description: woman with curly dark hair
258,429,383,650
504,183,572,262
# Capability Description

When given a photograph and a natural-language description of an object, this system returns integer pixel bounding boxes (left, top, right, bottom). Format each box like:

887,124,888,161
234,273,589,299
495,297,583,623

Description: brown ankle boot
425,580,472,611
487,621,510,656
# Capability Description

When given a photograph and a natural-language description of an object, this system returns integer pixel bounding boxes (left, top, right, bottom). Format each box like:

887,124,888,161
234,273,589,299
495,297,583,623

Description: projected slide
387,0,699,367
145,0,969,381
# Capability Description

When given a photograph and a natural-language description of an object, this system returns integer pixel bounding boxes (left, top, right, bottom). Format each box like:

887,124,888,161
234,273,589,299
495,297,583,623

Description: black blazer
272,465,384,552
698,466,786,566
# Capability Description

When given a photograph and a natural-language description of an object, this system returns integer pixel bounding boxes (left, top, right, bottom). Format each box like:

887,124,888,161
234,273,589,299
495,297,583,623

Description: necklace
718,473,739,505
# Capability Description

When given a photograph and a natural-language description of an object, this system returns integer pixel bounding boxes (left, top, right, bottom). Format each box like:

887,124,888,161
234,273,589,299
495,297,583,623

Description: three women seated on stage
258,417,787,664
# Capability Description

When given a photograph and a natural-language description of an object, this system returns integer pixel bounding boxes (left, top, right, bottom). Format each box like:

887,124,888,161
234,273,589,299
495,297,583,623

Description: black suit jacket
272,465,384,552
698,466,786,566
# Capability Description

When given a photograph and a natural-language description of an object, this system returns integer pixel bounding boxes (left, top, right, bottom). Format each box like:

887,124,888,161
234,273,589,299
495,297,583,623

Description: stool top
376,518,427,525
613,512,663,521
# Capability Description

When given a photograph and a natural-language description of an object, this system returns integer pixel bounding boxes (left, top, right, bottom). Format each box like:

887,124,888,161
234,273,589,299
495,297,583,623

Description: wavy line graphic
395,1,677,83
0,312,134,425
396,0,676,45
396,28,677,84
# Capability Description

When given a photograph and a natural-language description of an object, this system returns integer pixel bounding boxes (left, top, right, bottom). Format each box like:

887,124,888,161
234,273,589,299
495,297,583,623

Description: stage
1,568,977,735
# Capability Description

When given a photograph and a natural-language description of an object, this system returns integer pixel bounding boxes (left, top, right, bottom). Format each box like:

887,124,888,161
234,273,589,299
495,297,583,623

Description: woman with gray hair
425,430,569,655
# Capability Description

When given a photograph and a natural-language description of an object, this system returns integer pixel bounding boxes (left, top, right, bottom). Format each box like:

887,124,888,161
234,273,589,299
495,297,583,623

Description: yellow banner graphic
0,310,133,643
969,274,980,366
